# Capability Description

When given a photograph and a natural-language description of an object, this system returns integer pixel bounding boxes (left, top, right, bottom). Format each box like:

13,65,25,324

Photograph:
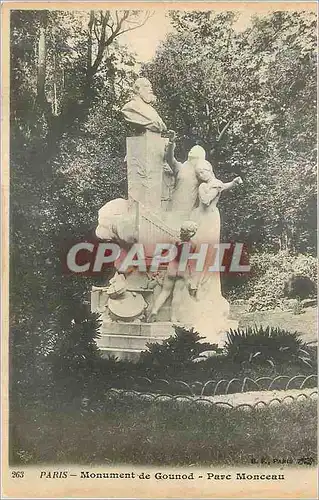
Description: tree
143,10,317,254
10,9,146,405
11,9,152,165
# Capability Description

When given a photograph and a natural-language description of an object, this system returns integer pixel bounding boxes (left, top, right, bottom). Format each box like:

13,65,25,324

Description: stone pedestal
96,321,175,361
126,131,167,211
91,272,176,361
162,165,175,211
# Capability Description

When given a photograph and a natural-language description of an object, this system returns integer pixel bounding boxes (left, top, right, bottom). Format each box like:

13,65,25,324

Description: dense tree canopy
144,10,317,253
10,9,145,399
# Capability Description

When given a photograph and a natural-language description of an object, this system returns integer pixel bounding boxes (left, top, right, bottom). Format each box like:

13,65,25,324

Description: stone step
97,334,167,350
100,321,175,337
98,347,142,362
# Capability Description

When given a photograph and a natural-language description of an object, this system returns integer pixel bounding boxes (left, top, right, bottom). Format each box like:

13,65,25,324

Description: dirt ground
232,306,318,345
207,387,318,408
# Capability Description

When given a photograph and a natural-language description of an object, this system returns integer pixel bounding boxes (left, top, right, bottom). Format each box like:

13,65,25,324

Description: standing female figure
188,162,243,342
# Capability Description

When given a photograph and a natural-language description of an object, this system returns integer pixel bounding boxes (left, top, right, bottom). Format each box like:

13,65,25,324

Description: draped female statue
186,161,243,342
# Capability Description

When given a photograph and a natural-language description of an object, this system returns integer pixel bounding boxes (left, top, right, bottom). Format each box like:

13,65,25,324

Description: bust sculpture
121,77,167,134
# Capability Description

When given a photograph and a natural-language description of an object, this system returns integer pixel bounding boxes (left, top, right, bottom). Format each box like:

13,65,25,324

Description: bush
135,325,316,383
284,275,316,300
247,251,317,311
224,325,314,370
138,326,218,378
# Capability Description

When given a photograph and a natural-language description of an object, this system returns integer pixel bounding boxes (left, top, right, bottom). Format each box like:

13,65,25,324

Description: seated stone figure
95,198,137,247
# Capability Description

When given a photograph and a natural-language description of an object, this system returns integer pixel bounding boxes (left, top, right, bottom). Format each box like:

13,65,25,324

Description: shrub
247,251,317,311
284,275,316,300
138,326,217,378
224,325,314,370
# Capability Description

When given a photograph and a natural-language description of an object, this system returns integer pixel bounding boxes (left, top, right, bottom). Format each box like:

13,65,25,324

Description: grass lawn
10,307,317,467
234,307,317,345
11,397,317,466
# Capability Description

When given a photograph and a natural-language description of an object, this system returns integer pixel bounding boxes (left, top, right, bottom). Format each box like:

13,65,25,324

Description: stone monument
91,77,243,360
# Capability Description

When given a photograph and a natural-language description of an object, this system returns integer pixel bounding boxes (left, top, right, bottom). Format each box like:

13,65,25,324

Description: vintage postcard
1,1,318,498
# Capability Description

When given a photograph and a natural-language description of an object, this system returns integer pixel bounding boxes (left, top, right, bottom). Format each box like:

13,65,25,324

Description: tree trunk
37,25,46,104
87,11,94,72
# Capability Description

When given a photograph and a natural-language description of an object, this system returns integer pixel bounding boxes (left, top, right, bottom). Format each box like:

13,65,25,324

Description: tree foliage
144,10,317,253
10,9,145,402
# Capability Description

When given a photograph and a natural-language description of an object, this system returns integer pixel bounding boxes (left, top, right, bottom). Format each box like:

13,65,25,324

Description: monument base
96,320,175,361
91,279,239,361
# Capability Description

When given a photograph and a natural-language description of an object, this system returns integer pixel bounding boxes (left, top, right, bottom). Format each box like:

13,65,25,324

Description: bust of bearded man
121,77,167,134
